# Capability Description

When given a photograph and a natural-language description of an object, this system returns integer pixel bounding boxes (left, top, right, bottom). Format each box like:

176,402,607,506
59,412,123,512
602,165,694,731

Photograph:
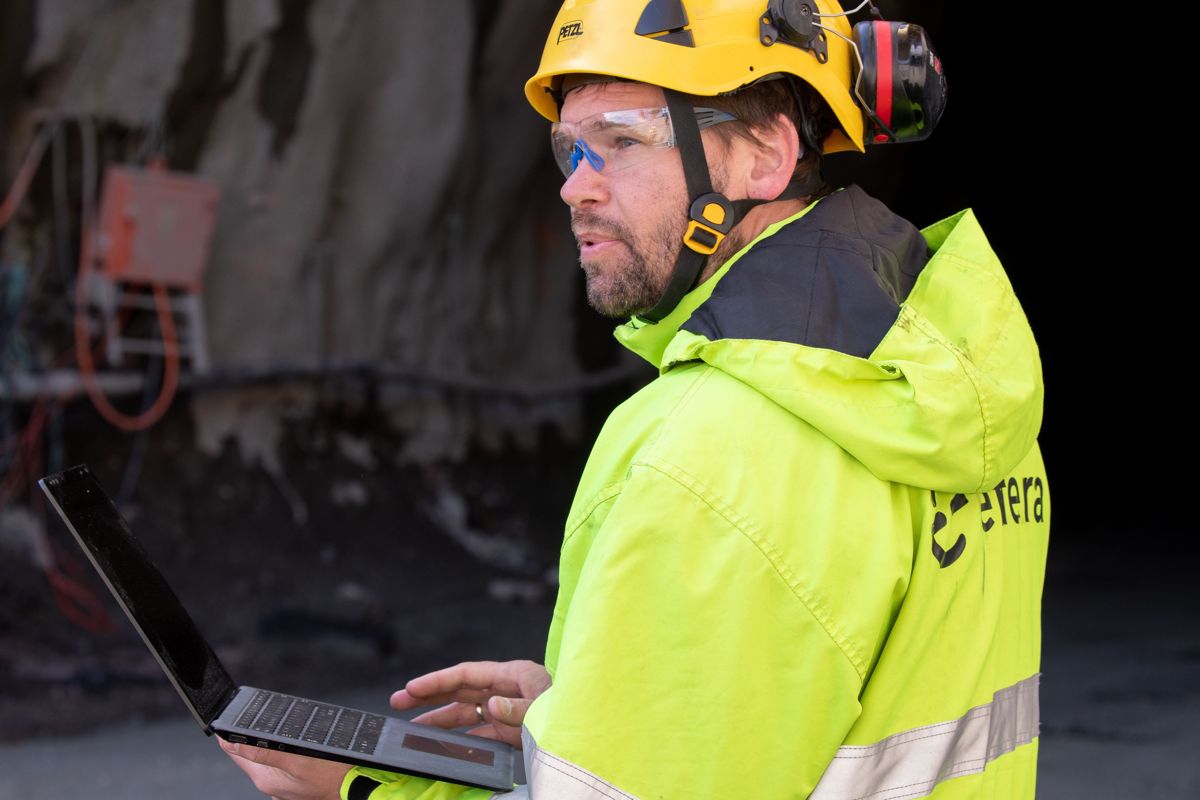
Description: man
224,2,1049,798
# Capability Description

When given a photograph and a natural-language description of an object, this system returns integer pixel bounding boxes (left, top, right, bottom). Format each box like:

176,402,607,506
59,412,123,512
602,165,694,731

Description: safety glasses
550,106,737,178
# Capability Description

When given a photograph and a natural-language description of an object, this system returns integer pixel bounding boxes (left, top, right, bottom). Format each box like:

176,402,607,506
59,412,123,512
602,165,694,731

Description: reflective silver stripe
522,726,639,800
811,673,1041,800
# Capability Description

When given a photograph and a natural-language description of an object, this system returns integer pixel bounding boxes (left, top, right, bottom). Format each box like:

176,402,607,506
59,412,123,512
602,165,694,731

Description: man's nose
559,155,609,209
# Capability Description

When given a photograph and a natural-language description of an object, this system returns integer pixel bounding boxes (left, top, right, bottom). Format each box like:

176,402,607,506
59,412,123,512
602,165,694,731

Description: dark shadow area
0,392,612,740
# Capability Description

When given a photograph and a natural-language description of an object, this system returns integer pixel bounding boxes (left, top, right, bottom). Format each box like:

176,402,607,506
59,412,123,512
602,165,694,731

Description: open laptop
38,464,515,792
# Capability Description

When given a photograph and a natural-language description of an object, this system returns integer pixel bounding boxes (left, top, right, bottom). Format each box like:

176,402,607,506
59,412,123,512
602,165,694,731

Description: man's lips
574,229,624,257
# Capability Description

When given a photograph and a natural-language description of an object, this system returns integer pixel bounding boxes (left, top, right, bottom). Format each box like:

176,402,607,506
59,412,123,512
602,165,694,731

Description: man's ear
747,112,801,201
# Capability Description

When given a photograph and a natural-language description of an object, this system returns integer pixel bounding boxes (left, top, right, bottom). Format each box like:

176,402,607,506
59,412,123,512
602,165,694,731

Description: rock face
2,0,598,464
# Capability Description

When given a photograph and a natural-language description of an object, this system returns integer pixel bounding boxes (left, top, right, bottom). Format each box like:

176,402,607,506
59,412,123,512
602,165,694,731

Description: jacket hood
614,186,1044,494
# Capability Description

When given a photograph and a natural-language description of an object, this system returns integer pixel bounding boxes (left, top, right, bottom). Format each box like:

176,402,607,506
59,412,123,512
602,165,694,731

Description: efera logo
558,20,583,44
929,490,967,568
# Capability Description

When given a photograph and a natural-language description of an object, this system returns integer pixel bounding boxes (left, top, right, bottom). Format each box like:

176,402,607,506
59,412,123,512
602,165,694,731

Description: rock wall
2,0,595,465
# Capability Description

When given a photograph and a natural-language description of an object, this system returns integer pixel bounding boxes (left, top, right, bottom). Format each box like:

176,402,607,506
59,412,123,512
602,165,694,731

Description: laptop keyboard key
278,700,316,739
303,705,338,744
252,694,294,733
352,714,385,755
233,691,384,755
326,710,362,750
236,690,271,728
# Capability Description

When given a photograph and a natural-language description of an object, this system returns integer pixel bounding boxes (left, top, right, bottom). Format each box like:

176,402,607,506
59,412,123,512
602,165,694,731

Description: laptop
38,464,515,792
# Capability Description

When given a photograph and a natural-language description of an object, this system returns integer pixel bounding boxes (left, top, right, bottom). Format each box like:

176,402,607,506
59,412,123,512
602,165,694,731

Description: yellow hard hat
525,0,865,154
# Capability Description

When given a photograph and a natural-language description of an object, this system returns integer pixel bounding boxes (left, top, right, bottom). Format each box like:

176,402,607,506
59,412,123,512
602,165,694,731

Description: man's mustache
570,211,634,245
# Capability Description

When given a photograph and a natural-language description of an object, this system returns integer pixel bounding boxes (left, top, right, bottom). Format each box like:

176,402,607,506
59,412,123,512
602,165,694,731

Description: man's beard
572,209,684,319
570,164,740,320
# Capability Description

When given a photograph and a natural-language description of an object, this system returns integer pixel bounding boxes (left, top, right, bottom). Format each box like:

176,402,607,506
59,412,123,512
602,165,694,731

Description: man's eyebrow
588,118,639,132
552,119,628,136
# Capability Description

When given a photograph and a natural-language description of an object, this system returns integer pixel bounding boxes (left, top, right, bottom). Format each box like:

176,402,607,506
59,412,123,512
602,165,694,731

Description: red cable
0,127,50,228
73,270,181,431
0,399,50,505
4,119,182,433
0,120,149,633
72,115,181,432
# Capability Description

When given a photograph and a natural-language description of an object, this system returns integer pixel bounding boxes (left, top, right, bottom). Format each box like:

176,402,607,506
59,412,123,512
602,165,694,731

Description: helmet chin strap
636,89,824,324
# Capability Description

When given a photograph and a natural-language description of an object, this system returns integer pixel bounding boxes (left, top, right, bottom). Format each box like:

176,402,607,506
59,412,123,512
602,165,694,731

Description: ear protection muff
759,2,947,146
853,20,946,144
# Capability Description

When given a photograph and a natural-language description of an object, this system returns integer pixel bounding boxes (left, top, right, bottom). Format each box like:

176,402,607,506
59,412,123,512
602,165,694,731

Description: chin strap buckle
683,193,735,255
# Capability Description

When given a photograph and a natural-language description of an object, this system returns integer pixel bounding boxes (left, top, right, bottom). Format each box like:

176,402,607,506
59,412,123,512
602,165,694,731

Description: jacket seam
562,481,624,548
903,308,990,493
800,235,821,347
895,247,1017,490
927,250,1020,489
634,457,868,679
631,365,866,674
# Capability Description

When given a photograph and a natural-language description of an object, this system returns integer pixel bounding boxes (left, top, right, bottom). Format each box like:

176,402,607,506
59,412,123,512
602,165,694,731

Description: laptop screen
39,465,237,731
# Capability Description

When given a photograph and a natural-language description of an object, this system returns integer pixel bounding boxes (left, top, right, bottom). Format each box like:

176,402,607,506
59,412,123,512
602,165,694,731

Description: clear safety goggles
550,106,737,178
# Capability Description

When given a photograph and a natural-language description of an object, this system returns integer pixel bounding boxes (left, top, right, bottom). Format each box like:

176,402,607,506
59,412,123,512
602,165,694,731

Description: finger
390,661,550,713
410,696,533,730
220,739,289,797
224,739,308,773
409,702,487,729
403,661,527,703
516,661,553,696
391,684,492,711
389,689,420,711
392,687,497,709
391,687,489,711
221,738,282,767
219,738,352,800
486,696,534,727
465,723,523,749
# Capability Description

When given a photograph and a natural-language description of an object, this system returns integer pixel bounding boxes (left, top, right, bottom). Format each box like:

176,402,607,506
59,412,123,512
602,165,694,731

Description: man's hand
220,738,351,800
391,660,551,748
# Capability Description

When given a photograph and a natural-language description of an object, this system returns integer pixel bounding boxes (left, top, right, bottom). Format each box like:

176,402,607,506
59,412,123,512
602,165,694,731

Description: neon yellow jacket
344,186,1049,799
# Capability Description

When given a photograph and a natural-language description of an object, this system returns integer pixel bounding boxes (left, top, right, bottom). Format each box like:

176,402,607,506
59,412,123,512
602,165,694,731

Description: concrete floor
1035,552,1200,799
0,687,397,800
0,714,265,800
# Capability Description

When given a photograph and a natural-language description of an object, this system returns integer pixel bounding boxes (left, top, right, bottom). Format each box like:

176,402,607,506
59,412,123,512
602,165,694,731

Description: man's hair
690,77,838,183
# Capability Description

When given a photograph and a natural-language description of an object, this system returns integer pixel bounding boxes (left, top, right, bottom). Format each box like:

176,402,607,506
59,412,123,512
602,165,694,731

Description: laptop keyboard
235,690,385,755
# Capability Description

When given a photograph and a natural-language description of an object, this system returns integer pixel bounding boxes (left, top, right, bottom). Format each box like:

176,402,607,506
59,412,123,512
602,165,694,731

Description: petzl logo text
558,20,583,43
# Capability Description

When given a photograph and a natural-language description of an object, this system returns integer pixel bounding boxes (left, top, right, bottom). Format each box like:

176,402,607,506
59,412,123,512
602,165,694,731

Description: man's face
558,82,723,319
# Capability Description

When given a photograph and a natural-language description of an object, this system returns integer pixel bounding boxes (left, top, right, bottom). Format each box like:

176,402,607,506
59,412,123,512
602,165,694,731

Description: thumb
221,738,279,766
487,696,534,726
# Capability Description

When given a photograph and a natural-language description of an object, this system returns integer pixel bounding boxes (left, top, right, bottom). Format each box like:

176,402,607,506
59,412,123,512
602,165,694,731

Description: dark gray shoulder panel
682,185,930,358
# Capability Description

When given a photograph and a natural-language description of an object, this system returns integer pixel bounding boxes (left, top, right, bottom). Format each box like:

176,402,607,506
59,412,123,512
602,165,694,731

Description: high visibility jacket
343,186,1049,800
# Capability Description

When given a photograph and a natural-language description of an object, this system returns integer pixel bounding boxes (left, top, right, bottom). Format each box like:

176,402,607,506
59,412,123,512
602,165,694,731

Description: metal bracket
759,1,828,63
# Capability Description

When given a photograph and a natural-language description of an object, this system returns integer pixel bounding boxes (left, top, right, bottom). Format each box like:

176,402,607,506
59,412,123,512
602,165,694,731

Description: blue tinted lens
569,140,606,175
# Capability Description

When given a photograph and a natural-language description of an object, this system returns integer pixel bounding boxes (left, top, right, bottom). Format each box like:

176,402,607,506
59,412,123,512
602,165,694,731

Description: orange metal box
95,165,220,291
